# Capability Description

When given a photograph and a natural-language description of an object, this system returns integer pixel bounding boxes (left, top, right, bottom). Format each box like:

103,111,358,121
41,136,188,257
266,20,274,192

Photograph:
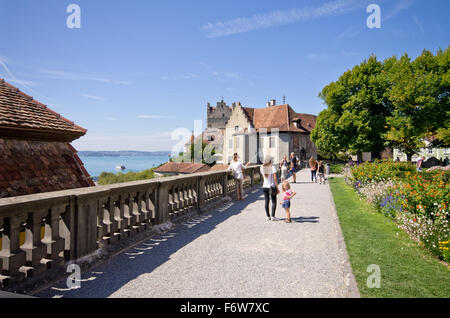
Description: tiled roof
0,79,87,142
154,162,210,174
252,104,317,133
242,107,255,123
0,139,94,198
207,164,229,171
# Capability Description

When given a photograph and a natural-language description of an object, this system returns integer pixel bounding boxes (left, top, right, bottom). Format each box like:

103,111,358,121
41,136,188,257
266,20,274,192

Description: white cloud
138,115,176,119
201,0,360,38
37,68,130,85
161,72,200,80
80,93,108,101
412,15,425,34
384,0,415,22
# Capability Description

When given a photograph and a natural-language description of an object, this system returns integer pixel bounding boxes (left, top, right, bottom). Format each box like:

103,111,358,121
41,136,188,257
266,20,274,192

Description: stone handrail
0,165,261,288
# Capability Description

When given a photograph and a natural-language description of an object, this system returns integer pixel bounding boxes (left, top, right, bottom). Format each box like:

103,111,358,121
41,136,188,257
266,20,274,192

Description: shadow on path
290,216,320,223
36,188,264,298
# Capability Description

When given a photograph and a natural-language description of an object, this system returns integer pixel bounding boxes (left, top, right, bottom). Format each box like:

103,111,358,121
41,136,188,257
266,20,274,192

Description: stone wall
0,166,262,291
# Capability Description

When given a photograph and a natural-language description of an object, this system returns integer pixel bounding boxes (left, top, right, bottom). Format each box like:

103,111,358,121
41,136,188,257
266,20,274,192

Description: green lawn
329,177,450,298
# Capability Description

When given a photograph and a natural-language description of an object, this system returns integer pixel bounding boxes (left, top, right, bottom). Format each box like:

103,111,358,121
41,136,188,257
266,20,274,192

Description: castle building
223,100,317,165
206,99,232,132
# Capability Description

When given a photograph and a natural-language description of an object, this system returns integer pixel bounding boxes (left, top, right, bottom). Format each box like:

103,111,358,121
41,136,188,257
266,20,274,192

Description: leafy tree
173,142,216,165
384,48,450,159
313,55,392,158
313,47,449,161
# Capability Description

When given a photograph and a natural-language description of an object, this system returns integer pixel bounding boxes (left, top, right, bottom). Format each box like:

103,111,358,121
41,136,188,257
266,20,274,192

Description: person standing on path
280,154,289,182
281,180,296,223
309,156,318,183
228,153,249,200
261,155,279,221
317,161,325,184
289,152,299,183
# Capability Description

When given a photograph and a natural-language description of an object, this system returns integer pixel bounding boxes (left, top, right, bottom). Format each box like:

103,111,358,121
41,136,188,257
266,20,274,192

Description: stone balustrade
0,165,261,289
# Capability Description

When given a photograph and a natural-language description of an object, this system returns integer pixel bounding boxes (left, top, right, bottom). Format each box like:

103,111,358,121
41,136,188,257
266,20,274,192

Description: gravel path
36,169,359,298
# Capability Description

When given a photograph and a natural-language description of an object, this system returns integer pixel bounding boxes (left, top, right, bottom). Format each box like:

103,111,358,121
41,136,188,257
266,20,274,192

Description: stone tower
206,99,232,132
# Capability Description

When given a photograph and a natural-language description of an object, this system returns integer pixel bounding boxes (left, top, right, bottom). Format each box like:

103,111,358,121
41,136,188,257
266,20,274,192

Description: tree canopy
312,46,449,160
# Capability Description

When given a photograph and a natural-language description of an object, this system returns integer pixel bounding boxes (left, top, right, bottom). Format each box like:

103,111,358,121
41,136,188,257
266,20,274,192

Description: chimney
269,99,276,107
266,101,270,107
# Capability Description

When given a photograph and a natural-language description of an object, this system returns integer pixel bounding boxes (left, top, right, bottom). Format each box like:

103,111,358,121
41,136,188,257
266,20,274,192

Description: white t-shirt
260,165,277,188
229,161,245,179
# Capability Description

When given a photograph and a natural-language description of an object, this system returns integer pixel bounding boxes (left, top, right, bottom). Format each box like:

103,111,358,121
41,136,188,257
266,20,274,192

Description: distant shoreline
78,150,171,157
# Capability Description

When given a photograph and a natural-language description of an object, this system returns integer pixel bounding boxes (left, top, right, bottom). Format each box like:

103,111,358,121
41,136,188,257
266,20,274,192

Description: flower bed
349,160,450,262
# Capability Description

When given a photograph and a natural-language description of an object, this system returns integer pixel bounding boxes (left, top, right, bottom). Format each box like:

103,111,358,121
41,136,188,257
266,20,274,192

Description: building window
235,126,239,132
428,148,433,154
269,136,275,148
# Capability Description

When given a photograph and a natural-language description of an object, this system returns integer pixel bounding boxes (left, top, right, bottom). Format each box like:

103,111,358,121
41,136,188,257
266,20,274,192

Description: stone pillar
75,199,98,259
197,176,206,212
156,183,169,224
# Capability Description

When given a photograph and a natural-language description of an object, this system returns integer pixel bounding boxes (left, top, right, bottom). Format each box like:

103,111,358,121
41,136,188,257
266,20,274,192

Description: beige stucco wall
223,104,253,164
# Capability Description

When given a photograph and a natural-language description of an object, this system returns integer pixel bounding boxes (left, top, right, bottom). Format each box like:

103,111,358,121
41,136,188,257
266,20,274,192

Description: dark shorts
282,200,291,209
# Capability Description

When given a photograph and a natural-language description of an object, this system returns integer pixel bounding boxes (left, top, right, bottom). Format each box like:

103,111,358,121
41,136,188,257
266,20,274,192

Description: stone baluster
103,196,118,244
168,187,174,215
131,192,143,233
96,199,108,247
0,214,26,281
41,205,66,267
113,195,126,240
139,190,151,229
122,194,134,236
149,189,157,225
20,210,46,277
178,184,186,214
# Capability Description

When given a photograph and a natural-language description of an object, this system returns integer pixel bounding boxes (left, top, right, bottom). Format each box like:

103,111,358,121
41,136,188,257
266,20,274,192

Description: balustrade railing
0,165,261,288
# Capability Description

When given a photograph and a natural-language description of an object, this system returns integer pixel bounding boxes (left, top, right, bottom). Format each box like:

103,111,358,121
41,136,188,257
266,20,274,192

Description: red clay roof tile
0,78,87,142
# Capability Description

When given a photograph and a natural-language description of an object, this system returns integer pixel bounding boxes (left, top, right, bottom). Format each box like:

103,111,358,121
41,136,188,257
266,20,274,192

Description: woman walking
228,153,247,200
317,161,325,184
261,156,279,221
309,156,318,183
279,154,289,181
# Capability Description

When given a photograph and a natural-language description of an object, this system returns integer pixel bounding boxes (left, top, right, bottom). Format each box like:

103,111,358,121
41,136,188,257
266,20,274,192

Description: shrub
98,169,157,185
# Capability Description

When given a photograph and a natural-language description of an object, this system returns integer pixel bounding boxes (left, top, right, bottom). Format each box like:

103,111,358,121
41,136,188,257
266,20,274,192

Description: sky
0,0,448,152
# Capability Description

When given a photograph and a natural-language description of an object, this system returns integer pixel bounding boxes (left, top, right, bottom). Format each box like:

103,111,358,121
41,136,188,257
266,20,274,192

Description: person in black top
289,152,299,183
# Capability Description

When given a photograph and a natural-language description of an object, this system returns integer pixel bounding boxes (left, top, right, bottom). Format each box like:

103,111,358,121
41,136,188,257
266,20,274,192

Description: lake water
79,155,169,177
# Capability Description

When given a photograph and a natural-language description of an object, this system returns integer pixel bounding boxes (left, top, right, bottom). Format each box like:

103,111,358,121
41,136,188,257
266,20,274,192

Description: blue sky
0,0,448,151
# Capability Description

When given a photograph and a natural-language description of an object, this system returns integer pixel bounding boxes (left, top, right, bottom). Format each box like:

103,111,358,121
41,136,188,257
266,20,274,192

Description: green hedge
98,169,157,185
